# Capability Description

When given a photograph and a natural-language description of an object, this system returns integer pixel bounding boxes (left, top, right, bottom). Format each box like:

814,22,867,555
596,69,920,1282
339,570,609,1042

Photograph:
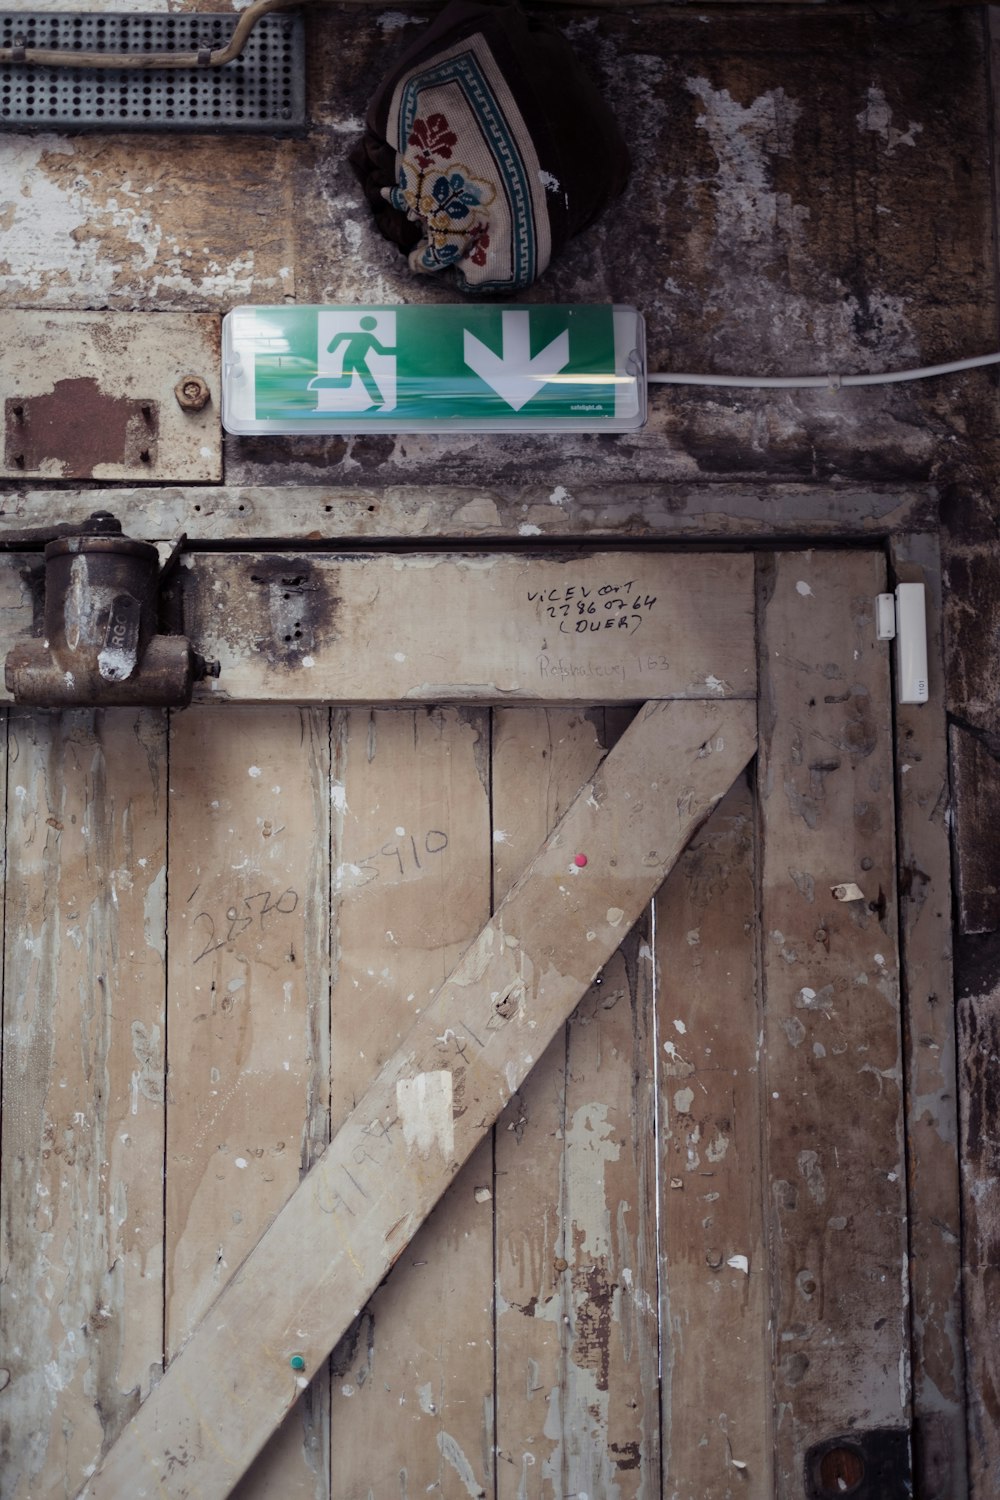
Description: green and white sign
222,304,646,434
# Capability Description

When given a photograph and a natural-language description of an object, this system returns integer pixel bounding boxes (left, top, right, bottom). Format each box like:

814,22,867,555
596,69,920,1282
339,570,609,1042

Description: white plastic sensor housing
895,583,928,704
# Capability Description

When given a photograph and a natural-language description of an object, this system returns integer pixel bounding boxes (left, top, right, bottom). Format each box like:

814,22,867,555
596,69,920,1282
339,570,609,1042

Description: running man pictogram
324,316,392,405
310,310,398,413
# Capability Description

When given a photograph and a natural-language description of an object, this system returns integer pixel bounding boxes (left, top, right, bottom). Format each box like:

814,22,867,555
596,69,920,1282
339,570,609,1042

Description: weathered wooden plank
0,559,34,680
1,551,750,708
0,483,936,546
80,696,756,1500
492,709,611,1499
0,709,167,1498
0,707,8,1449
0,548,753,707
165,705,331,1500
655,775,772,1497
0,702,5,1001
188,552,753,707
958,990,1000,1498
550,937,659,1496
327,707,494,1498
890,533,967,1499
756,551,911,1493
493,708,660,1497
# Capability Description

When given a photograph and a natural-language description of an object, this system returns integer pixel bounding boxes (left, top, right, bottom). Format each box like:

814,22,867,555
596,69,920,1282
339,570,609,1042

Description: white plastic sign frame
222,303,647,435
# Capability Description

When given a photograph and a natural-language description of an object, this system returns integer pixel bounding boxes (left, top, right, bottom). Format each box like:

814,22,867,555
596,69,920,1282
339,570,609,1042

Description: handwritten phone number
528,582,658,636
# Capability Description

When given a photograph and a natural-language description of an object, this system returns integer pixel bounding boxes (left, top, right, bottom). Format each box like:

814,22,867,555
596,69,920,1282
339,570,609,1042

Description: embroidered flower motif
468,225,491,267
390,108,498,280
415,240,463,272
427,171,487,222
390,153,495,223
408,112,457,168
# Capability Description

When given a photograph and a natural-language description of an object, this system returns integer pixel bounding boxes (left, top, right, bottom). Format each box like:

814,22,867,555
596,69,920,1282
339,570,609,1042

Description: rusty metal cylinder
4,511,205,707
44,532,160,675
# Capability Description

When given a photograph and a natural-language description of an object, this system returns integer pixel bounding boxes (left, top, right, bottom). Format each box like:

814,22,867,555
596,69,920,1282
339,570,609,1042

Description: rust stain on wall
5,378,159,479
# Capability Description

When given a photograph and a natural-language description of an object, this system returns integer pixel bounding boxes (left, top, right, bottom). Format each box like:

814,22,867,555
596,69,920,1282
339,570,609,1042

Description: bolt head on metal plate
175,375,212,413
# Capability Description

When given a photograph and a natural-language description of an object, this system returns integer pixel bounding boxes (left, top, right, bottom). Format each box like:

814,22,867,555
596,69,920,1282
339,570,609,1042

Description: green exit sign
222,304,646,434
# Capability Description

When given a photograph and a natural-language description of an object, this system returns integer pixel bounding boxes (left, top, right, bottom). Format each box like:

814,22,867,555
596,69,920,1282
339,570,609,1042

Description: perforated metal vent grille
0,11,306,133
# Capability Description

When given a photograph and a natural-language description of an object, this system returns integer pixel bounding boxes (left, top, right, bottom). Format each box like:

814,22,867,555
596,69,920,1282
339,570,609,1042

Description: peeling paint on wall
857,85,924,155
684,75,919,371
0,134,295,309
12,0,169,8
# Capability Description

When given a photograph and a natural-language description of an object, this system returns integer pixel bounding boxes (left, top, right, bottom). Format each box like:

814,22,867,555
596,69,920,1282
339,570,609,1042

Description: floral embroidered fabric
350,0,629,294
389,111,496,274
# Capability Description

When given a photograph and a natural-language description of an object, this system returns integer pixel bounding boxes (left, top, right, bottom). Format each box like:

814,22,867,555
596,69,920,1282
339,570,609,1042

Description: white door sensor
894,583,928,704
874,585,929,703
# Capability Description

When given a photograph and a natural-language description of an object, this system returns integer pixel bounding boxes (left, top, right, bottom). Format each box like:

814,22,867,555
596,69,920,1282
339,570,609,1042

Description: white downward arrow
463,311,570,412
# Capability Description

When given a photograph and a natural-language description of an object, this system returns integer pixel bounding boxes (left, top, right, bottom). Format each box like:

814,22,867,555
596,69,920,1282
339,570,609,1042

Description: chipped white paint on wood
0,710,167,1498
493,708,660,1497
166,706,331,1499
757,552,910,1492
655,777,773,1495
493,710,611,1498
397,1072,456,1161
326,707,492,1499
831,881,865,902
80,697,755,1500
547,959,659,1500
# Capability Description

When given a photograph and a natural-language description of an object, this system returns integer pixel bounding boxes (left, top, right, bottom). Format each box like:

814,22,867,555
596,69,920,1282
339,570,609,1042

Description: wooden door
0,549,915,1500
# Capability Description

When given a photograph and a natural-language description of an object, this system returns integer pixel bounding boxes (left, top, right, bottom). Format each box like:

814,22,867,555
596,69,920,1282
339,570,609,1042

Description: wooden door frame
0,487,963,1497
887,531,964,1498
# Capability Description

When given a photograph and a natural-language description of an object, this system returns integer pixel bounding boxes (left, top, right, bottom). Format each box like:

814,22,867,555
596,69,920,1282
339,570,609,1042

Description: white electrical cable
647,350,1000,390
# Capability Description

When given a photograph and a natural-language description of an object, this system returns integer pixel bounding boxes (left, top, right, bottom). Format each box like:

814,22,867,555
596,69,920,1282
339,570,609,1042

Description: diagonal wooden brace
79,698,756,1500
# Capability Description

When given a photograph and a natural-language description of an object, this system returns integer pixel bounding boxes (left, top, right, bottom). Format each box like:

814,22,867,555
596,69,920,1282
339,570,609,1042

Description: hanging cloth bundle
350,0,630,294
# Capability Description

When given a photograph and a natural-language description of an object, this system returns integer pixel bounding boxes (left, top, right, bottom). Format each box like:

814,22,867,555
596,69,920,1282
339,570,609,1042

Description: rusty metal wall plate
0,11,306,134
2,311,221,481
